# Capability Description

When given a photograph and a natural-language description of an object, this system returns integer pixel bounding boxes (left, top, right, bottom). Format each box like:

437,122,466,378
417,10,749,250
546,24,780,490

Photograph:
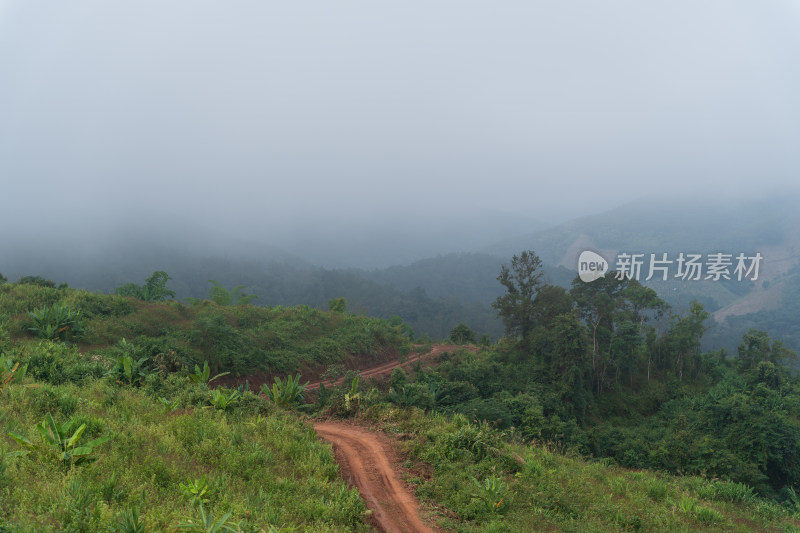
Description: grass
357,403,800,532
0,380,367,532
0,283,408,378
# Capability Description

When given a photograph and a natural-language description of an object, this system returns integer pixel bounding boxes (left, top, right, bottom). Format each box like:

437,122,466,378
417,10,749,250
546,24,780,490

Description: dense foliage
2,265,800,531
0,281,410,378
381,251,800,504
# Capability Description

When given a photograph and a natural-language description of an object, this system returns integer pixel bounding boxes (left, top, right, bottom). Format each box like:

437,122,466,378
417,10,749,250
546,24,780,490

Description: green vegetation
372,250,800,503
0,280,409,377
186,280,257,307
2,263,800,531
115,271,176,302
28,303,85,342
8,412,111,469
492,250,544,342
0,380,367,531
448,322,476,345
351,404,799,532
262,374,309,408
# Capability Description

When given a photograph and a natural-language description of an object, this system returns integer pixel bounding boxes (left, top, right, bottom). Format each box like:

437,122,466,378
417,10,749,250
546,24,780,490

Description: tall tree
492,250,544,344
115,271,175,302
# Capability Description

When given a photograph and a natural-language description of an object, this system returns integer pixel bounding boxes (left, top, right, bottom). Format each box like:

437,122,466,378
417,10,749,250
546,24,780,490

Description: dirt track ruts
314,421,437,533
307,344,471,391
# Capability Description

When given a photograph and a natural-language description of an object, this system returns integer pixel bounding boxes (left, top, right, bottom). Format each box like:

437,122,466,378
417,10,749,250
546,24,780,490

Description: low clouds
1,1,798,263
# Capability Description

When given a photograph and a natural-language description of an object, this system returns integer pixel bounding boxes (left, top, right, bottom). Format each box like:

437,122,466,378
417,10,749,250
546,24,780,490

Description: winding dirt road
314,421,438,533
307,344,472,391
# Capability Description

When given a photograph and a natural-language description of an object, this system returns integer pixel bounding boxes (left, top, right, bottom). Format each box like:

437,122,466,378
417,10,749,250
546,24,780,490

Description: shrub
471,475,509,516
111,507,145,533
0,354,27,392
114,271,175,302
262,374,309,409
209,389,241,411
28,303,85,342
23,341,106,385
190,361,229,385
449,323,477,345
62,290,133,318
8,412,111,469
105,339,150,387
18,275,56,288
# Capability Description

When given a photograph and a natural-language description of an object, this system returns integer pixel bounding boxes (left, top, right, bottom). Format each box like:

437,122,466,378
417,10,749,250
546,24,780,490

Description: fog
2,1,800,268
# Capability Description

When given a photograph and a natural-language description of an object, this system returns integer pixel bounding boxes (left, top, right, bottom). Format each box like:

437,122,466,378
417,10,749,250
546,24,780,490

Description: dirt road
314,421,438,533
307,344,471,390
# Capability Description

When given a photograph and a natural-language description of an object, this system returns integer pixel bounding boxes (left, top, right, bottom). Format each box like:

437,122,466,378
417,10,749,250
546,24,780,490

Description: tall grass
0,379,368,532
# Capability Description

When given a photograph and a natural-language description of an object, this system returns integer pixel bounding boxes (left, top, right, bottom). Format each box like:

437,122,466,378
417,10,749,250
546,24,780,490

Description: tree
657,301,709,381
449,322,477,345
328,297,347,313
492,250,544,343
207,280,256,306
570,275,669,392
532,285,573,327
18,275,56,288
115,271,175,301
737,328,797,372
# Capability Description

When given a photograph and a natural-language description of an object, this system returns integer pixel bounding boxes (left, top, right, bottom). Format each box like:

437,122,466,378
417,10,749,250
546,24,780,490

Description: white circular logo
578,250,609,282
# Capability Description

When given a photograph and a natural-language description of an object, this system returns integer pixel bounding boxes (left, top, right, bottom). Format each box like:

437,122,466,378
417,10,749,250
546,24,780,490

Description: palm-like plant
179,475,212,508
190,361,230,385
209,389,241,411
207,280,257,306
28,303,85,342
0,354,27,392
175,504,237,532
471,475,508,514
159,396,181,412
344,376,361,411
387,384,416,407
112,507,146,533
261,374,309,408
106,339,150,386
8,412,110,468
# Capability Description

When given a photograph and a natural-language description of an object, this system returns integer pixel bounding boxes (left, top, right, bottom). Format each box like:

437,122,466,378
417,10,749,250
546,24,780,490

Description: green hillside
0,280,409,380
2,274,800,531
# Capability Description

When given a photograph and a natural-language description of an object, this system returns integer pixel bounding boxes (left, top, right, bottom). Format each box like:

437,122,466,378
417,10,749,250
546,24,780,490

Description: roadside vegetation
0,276,410,378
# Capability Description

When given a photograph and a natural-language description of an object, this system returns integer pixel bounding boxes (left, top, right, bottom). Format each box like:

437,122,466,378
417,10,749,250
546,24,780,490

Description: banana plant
107,354,150,386
159,396,181,412
8,413,110,468
174,504,237,532
261,374,309,408
471,474,508,514
106,339,150,386
190,361,230,385
209,389,241,411
28,303,85,342
0,354,28,392
179,475,212,508
344,376,361,411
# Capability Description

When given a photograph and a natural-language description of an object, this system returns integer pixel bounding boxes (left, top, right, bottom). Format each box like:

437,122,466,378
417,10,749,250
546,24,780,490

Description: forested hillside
2,271,800,531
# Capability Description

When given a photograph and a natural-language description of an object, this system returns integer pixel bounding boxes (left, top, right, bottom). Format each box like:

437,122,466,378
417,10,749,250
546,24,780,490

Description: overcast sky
1,1,799,260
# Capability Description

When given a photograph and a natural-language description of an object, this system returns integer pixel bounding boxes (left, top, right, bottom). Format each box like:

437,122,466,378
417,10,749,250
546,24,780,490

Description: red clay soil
307,344,473,391
314,421,438,533
215,344,472,392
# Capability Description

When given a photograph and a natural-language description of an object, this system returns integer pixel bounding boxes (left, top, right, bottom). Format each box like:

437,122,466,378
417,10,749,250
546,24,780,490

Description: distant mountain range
2,193,797,351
